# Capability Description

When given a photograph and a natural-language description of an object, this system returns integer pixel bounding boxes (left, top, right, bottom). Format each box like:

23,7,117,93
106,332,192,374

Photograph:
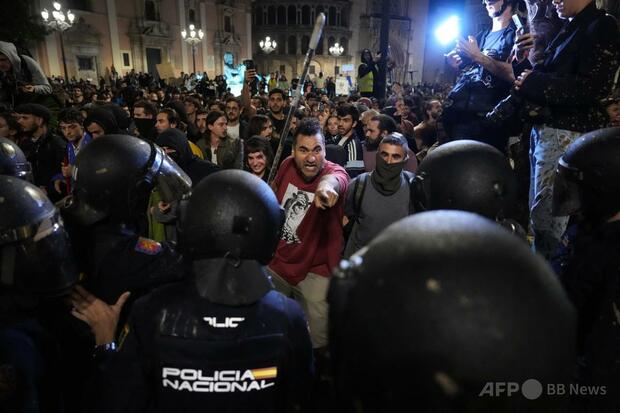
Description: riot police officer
95,170,314,412
329,210,576,412
0,175,79,412
552,127,620,411
58,134,191,412
0,136,33,181
413,139,525,237
64,134,190,304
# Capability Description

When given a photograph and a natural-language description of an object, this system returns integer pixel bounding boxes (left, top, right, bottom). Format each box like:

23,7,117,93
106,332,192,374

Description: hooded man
344,134,414,257
0,41,52,108
84,108,120,138
155,128,219,186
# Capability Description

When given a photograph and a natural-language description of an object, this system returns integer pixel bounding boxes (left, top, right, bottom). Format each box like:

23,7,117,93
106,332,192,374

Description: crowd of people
2,0,620,411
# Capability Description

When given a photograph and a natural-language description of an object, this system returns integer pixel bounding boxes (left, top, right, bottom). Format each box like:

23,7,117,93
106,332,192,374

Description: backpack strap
352,172,369,221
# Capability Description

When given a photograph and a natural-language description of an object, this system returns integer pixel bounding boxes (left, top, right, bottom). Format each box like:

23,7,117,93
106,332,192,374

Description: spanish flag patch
135,237,163,255
251,367,278,380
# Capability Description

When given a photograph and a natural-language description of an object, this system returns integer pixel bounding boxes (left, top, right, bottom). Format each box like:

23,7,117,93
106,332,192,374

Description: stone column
106,0,123,71
178,0,189,73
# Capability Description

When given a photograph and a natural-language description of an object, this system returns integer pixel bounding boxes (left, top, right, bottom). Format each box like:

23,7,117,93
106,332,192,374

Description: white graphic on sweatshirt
281,183,314,244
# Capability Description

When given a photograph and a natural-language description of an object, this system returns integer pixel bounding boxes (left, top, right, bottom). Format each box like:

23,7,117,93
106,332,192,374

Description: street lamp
259,36,277,74
329,42,344,76
41,1,75,82
181,24,204,74
259,36,277,54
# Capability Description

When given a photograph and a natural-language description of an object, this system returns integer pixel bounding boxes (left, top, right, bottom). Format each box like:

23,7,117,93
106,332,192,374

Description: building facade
251,0,429,86
34,0,253,81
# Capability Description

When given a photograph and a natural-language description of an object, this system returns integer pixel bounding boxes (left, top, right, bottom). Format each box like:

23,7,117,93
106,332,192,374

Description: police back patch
135,237,163,255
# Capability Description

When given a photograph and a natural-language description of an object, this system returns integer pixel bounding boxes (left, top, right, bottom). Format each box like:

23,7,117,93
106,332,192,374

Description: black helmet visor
148,146,192,203
0,211,78,296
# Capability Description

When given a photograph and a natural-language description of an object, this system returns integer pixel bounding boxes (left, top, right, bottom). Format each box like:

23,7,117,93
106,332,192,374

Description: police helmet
0,176,78,295
0,137,33,182
180,170,284,264
329,211,575,411
413,140,517,220
69,134,191,226
552,127,620,222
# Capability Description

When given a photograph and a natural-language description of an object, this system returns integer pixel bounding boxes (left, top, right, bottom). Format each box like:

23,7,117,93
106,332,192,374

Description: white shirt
228,123,240,141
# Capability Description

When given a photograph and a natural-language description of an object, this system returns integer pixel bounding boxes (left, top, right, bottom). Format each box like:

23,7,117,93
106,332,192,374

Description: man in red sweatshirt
269,118,349,351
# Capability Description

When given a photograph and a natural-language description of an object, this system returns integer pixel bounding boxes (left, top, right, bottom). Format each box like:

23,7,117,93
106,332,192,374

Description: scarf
370,152,407,196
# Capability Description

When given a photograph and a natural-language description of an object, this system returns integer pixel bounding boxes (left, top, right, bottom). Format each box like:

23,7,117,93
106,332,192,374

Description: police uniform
95,170,315,412
558,222,620,411
0,176,79,413
98,280,313,412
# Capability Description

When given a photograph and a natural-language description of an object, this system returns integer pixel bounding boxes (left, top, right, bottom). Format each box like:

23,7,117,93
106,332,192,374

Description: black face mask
371,152,407,196
133,118,157,141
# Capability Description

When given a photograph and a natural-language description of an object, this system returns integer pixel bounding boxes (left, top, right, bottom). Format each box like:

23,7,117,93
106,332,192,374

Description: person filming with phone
442,0,527,153
506,0,620,259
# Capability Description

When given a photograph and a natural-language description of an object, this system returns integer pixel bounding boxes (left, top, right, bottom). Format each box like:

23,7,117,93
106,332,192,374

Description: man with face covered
132,99,158,141
364,115,418,172
344,134,414,257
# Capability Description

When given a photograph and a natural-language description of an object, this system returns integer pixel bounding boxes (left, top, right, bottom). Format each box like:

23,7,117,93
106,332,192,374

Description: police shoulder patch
135,237,163,255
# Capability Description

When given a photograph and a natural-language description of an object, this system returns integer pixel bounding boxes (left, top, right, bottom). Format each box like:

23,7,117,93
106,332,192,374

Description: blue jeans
529,125,581,259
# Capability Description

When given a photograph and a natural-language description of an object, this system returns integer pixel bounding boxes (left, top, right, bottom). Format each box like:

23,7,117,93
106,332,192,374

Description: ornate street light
41,1,75,82
329,42,344,75
259,36,277,54
181,24,204,74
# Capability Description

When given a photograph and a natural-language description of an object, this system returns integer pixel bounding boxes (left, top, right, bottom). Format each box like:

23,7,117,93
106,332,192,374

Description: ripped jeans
529,125,582,260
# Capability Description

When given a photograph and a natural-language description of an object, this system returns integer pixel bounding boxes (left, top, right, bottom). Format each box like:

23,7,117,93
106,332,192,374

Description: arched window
288,5,297,25
328,36,335,50
341,8,348,27
188,9,196,24
328,7,337,26
267,6,276,25
277,6,286,25
278,34,286,55
288,36,297,55
340,37,348,54
301,35,310,54
224,16,232,33
301,6,311,25
145,0,158,21
254,6,263,26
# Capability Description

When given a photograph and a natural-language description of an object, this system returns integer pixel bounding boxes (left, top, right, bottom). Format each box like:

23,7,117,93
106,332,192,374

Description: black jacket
95,282,313,412
559,221,620,411
21,131,65,199
516,2,620,132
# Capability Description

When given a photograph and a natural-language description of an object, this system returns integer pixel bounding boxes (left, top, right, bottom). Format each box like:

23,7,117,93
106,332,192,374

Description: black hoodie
155,128,219,185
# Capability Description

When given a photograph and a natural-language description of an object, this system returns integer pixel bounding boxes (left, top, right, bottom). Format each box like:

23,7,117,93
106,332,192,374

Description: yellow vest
189,141,204,159
359,70,374,93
